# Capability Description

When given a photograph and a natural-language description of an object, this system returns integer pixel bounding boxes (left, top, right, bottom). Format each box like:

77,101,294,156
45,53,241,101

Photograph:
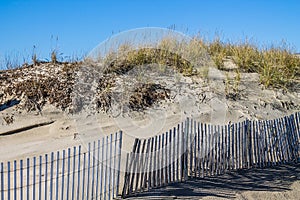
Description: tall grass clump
100,36,209,77
259,47,300,88
206,37,232,69
206,38,300,89
99,35,299,90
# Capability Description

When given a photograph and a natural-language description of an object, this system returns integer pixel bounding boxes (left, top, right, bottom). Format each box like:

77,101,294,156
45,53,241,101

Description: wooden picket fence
121,112,300,198
0,131,122,200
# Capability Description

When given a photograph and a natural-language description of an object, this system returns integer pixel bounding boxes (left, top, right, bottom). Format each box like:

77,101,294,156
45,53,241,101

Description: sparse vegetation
2,35,299,90
224,70,242,101
205,38,300,89
1,34,299,114
51,50,57,64
104,47,195,76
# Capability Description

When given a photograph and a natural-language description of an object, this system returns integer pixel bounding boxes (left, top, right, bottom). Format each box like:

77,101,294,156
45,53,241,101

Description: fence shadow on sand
126,162,300,199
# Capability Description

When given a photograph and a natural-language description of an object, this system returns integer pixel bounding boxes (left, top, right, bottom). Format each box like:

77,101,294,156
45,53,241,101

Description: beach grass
2,35,299,90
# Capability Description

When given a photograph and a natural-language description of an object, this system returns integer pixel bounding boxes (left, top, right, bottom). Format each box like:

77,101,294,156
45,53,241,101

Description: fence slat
55,152,59,200
200,123,205,177
49,153,53,200
195,123,200,178
121,153,130,198
76,146,81,200
278,118,287,162
45,154,48,200
153,136,158,187
135,139,146,192
91,141,96,199
141,138,151,191
86,143,91,200
100,137,104,199
217,125,221,175
1,162,4,200
168,130,172,183
241,121,245,169
71,147,76,200
38,156,42,200
13,160,16,200
147,137,154,189
61,150,65,200
237,122,241,169
81,152,86,200
172,128,176,182
95,140,100,199
20,160,23,200
157,135,162,186
112,133,117,197
66,149,70,200
7,162,10,200
161,133,165,186
220,125,223,174
129,139,141,194
191,120,195,177
26,158,30,200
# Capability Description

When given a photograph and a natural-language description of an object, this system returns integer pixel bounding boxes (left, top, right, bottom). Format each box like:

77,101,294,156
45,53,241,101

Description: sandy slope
0,62,299,199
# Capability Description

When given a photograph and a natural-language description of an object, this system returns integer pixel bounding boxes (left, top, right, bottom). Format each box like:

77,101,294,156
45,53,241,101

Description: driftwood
0,120,55,136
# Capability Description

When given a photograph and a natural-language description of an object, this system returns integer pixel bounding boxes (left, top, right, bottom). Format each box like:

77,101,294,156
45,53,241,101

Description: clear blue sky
1,0,300,66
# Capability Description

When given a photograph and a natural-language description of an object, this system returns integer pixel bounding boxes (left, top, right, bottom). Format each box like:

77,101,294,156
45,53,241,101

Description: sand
124,163,300,200
0,62,299,199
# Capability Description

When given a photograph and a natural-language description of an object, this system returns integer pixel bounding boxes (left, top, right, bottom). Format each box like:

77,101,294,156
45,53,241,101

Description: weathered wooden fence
122,112,300,198
1,112,299,199
0,131,122,200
